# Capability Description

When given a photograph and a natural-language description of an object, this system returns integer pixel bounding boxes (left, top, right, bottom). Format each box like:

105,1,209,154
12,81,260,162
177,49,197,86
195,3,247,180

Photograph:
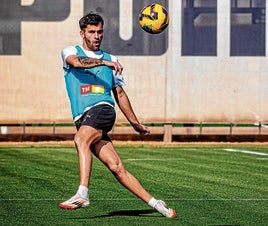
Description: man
59,13,176,218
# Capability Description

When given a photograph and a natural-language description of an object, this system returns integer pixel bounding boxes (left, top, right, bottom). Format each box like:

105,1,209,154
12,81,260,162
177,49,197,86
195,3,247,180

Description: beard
85,38,102,51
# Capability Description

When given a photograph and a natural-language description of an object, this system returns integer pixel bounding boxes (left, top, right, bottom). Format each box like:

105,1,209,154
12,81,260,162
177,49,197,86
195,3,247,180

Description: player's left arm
112,86,150,135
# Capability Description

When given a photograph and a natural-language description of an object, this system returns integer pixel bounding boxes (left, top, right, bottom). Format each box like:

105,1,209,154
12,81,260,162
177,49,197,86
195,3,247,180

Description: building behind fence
0,0,267,141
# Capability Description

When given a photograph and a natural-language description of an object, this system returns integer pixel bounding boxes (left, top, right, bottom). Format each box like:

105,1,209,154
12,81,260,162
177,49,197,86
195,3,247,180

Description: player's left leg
93,140,152,203
93,140,176,218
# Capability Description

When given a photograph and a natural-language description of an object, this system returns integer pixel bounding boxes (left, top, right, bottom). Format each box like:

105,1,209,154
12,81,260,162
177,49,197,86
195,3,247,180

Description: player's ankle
148,197,158,208
77,185,88,199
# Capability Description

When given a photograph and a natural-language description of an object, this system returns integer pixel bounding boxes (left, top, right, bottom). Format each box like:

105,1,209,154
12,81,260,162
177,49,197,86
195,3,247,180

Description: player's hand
103,60,123,75
132,123,150,135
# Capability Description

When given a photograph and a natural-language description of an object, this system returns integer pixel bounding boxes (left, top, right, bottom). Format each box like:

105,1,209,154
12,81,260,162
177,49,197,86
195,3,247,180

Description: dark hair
79,13,104,30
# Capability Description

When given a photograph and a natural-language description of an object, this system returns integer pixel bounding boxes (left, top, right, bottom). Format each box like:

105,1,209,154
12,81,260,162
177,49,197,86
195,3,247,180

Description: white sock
77,185,88,199
148,197,158,208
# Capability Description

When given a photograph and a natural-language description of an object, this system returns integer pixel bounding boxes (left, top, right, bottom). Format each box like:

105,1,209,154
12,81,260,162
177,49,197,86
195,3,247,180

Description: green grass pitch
0,142,267,226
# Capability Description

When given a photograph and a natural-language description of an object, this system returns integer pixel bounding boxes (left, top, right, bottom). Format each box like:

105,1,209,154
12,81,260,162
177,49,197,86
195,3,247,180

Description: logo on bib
80,84,104,95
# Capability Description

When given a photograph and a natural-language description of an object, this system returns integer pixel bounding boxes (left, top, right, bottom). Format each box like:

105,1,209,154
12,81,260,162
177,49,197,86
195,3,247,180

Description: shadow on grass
90,209,157,218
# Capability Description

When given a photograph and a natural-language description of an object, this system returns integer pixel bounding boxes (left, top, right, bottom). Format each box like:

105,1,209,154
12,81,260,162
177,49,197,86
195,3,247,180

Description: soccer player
59,13,176,218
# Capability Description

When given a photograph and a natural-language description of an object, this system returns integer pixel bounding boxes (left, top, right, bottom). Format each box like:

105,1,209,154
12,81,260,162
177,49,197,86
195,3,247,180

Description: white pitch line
224,148,268,156
0,198,267,201
125,158,185,161
92,198,268,201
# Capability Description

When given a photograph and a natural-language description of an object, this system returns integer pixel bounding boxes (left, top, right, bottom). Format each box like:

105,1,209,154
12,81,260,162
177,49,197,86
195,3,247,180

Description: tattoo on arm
78,57,103,67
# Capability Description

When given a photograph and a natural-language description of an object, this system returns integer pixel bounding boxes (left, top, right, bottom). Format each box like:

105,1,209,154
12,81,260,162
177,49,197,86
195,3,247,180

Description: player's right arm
66,55,122,71
62,46,123,74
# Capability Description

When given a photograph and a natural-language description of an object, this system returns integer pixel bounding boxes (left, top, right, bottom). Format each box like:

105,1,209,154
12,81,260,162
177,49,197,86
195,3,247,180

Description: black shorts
75,104,116,141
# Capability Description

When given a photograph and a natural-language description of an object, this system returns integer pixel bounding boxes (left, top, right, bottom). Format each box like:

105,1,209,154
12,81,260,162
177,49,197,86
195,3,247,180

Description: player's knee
109,163,126,179
74,133,90,150
74,132,99,149
74,133,83,147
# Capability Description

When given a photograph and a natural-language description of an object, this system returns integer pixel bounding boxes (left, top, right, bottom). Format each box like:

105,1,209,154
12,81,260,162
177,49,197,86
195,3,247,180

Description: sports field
1,142,267,226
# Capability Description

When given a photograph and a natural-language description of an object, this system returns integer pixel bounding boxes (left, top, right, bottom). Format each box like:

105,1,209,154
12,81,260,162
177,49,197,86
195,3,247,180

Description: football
138,3,169,34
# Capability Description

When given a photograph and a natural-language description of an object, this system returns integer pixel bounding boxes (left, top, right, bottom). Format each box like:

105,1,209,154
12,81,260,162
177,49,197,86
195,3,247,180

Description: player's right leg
59,125,102,210
59,104,115,210
74,125,102,187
